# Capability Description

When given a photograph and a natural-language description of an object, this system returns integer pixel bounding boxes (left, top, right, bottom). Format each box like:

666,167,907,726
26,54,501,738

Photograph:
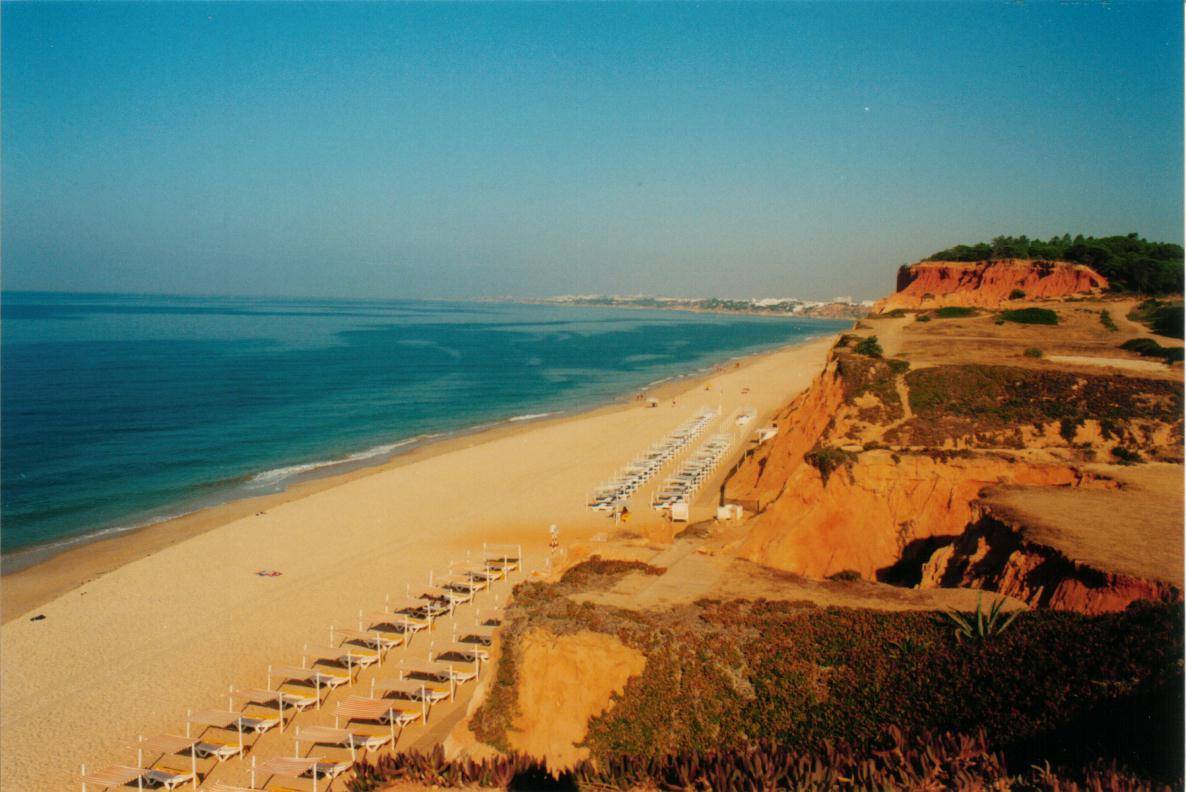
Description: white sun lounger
80,764,149,791
295,724,391,761
136,735,200,790
257,756,349,792
331,625,403,653
303,642,380,675
334,695,422,745
267,664,349,708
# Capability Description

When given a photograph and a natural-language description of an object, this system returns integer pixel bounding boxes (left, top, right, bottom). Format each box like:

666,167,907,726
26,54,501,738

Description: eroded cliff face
916,509,1181,614
737,450,1116,582
502,629,646,769
877,259,1108,310
723,330,1182,615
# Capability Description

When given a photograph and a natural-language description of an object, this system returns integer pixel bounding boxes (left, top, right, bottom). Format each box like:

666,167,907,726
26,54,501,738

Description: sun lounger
257,756,349,792
136,735,200,790
229,686,316,730
362,607,430,635
418,585,472,608
267,664,349,708
331,626,403,653
334,695,421,744
303,642,380,674
187,709,278,755
295,724,391,761
204,783,255,792
80,764,149,791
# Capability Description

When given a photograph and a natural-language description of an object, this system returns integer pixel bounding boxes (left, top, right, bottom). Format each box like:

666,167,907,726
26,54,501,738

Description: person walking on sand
548,524,559,553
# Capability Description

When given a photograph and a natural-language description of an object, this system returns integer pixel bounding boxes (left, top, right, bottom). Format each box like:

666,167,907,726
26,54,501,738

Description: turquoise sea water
1,292,846,563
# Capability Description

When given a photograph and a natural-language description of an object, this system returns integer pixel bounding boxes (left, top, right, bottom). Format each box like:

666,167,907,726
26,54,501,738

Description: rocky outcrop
736,450,1108,581
877,259,1108,310
916,509,1180,614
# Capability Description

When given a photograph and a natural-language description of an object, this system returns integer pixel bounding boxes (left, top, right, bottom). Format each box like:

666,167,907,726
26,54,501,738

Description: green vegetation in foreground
926,233,1184,295
1120,338,1185,364
933,306,977,319
346,732,1168,791
1100,310,1119,332
999,307,1059,325
1023,347,1043,358
470,562,1184,786
1128,299,1184,339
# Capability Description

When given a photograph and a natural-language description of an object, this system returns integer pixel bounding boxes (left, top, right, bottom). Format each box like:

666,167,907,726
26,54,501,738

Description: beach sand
0,335,835,790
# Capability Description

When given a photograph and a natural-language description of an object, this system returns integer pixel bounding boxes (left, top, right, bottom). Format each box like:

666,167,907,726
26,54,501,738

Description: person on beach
548,524,559,553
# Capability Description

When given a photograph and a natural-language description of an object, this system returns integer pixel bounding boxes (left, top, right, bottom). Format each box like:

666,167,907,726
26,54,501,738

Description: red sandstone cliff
877,259,1108,310
723,321,1181,615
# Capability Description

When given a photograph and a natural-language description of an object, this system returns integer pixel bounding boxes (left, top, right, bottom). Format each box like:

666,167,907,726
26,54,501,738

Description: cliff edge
877,259,1108,310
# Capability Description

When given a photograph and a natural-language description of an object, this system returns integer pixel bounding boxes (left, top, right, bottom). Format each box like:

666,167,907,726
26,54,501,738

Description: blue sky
2,2,1182,301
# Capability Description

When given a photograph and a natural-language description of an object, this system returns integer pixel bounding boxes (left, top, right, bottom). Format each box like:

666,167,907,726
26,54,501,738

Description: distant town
483,294,874,319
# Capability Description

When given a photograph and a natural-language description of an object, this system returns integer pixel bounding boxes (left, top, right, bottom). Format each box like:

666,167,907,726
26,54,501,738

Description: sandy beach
0,333,836,791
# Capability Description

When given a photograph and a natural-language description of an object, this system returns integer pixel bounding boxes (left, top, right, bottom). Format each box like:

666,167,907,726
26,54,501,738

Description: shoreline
0,333,838,622
0,331,837,791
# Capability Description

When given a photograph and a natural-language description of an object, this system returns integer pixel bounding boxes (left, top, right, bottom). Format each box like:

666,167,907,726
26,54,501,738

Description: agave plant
942,592,1021,643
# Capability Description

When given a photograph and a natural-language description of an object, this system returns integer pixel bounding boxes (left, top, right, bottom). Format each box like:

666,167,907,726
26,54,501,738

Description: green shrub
941,593,1020,642
1099,310,1119,331
1129,299,1184,339
1119,338,1184,364
827,569,863,582
1009,288,1027,299
916,314,931,322
854,335,883,357
999,308,1059,325
1111,445,1143,464
933,306,977,319
887,358,910,375
1023,347,1043,358
804,444,858,484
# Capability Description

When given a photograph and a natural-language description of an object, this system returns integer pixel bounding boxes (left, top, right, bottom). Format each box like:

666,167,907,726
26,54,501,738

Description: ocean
0,292,846,566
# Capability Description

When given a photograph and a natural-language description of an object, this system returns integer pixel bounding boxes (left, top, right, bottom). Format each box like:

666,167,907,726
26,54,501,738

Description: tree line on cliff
926,233,1183,294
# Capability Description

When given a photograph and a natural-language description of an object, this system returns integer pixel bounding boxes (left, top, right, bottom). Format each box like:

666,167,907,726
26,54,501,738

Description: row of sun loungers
588,408,718,511
652,432,735,510
81,546,521,792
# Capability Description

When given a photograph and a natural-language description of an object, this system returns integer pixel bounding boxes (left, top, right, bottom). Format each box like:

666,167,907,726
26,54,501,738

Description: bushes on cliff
1000,307,1059,325
804,444,857,484
472,561,1183,785
853,335,883,357
933,306,977,318
1129,299,1184,339
578,600,1183,783
927,233,1184,295
1120,338,1184,364
904,364,1182,429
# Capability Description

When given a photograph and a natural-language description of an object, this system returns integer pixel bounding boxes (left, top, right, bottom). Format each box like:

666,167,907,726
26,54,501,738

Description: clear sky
2,2,1182,301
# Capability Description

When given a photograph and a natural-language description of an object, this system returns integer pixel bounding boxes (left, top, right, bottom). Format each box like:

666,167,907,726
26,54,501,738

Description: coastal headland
5,254,1184,791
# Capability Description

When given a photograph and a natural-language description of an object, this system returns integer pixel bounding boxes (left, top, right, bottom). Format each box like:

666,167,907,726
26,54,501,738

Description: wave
246,435,441,488
507,412,557,422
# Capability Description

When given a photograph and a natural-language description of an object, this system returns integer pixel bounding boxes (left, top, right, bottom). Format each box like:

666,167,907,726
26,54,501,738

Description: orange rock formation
877,259,1108,310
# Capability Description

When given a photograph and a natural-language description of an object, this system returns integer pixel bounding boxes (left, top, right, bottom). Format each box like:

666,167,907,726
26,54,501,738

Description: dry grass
983,463,1184,586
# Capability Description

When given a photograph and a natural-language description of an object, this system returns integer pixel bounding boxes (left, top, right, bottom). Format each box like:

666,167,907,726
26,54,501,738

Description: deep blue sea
1,292,846,564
